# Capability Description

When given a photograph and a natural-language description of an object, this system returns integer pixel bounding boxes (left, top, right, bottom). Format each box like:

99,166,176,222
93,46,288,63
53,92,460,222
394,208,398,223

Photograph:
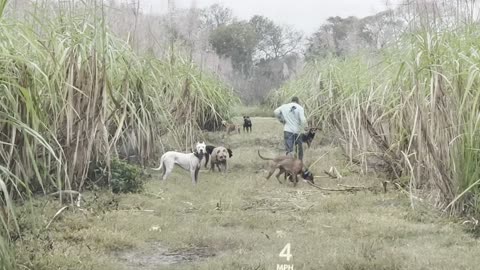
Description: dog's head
215,147,229,161
195,142,206,155
301,169,314,183
221,120,228,127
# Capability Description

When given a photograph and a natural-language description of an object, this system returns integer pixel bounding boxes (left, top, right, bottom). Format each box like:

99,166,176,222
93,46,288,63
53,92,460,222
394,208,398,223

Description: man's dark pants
284,131,303,161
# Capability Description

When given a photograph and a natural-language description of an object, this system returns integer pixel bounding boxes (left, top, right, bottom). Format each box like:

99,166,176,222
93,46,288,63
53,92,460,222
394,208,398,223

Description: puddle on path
114,242,216,269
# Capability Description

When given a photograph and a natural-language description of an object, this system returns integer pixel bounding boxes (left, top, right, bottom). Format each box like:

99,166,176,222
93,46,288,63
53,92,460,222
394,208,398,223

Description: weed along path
18,117,480,270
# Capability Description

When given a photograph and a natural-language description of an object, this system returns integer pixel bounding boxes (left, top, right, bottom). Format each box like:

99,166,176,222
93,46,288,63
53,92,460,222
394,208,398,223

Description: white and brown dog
209,146,229,173
152,142,207,185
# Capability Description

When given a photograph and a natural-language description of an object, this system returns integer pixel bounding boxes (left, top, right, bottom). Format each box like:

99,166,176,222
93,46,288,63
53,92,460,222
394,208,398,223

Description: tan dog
210,146,229,173
257,150,314,186
222,120,240,135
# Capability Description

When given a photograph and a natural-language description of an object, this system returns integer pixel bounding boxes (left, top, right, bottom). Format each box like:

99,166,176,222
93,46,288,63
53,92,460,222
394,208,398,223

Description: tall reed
272,26,480,215
0,1,237,263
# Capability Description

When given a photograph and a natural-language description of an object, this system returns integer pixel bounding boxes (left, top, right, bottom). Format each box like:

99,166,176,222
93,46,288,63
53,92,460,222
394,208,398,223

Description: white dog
152,142,207,184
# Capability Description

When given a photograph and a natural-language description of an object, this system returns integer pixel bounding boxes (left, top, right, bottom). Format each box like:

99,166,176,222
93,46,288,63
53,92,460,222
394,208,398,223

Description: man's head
291,96,299,104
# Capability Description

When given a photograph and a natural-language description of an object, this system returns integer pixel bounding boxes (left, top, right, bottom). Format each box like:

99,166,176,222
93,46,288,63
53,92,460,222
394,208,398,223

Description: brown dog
257,150,314,186
210,146,229,173
222,120,240,135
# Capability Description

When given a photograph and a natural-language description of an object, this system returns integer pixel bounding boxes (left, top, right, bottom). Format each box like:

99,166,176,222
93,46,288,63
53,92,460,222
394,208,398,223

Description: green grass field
15,117,480,270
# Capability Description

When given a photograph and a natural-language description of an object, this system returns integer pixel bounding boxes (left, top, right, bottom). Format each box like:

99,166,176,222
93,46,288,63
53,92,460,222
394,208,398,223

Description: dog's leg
162,164,167,179
204,154,210,168
265,167,275,180
152,155,166,171
191,169,196,184
293,174,299,187
210,161,215,172
220,163,225,174
275,168,285,184
191,168,199,185
162,161,173,181
195,168,200,184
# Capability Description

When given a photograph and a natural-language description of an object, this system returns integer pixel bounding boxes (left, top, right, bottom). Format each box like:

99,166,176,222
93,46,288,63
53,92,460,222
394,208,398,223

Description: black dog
205,145,233,168
300,128,318,148
243,116,252,133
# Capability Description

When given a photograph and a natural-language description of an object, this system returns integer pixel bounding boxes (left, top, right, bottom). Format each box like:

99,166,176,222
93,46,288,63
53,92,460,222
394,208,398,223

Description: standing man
273,96,307,161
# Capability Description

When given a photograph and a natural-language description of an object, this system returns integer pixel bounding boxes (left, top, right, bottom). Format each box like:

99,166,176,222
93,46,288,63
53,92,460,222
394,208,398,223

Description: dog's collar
302,170,312,179
194,151,204,160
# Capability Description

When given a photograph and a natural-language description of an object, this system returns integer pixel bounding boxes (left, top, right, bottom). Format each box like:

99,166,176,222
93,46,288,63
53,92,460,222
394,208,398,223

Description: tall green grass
272,27,480,215
0,1,238,266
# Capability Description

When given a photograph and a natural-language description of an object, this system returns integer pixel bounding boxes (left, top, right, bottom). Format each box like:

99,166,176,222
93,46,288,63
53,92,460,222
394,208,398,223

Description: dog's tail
257,150,274,161
152,154,165,171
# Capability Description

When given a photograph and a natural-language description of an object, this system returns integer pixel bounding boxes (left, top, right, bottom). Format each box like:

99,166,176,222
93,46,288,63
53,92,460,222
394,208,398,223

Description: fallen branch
324,167,343,179
337,184,368,189
307,181,364,192
115,209,155,212
323,170,337,179
331,167,343,178
308,151,330,168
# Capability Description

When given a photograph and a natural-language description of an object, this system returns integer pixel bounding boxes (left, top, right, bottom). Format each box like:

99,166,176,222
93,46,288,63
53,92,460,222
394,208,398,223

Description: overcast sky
138,0,398,34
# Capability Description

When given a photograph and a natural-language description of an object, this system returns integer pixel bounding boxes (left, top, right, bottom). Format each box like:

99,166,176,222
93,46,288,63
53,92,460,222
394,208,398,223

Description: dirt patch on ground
114,242,216,269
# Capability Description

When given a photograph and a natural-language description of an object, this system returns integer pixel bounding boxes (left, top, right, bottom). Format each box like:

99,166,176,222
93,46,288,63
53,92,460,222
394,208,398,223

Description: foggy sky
138,0,398,34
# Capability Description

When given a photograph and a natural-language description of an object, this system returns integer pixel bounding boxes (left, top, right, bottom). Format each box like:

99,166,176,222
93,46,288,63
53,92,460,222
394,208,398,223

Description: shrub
110,159,145,194
88,158,145,194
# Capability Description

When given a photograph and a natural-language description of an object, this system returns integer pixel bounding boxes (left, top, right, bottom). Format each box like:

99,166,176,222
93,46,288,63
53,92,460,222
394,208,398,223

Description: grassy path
17,117,480,270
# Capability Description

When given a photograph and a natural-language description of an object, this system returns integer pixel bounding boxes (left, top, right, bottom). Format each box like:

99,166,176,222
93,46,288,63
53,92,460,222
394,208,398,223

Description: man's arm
274,105,285,123
299,106,307,129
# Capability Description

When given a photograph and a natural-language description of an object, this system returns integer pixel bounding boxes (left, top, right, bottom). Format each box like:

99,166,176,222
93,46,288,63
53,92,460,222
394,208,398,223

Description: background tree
249,15,303,60
305,13,405,60
201,3,234,29
209,21,258,75
359,10,404,50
